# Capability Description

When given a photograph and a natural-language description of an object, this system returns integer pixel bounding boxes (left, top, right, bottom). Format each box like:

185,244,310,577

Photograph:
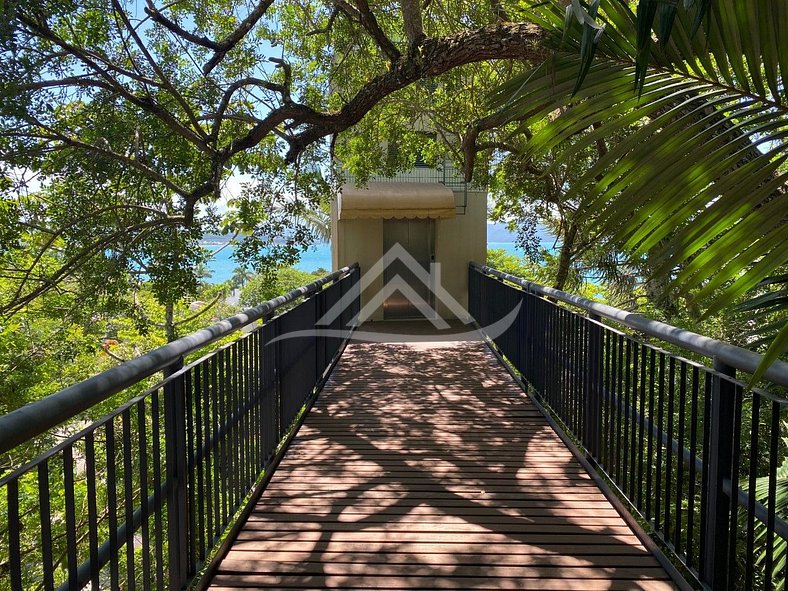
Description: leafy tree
0,0,546,306
239,267,318,309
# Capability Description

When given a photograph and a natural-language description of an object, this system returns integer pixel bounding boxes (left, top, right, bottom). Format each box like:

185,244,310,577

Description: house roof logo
271,243,521,343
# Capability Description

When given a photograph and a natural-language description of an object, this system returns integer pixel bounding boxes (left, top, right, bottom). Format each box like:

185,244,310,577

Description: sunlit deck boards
208,332,676,590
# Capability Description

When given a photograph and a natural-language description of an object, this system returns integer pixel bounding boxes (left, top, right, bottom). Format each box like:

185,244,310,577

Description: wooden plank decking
209,332,676,590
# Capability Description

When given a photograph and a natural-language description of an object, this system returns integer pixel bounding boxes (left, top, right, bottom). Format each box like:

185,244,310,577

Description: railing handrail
471,262,788,387
0,264,359,455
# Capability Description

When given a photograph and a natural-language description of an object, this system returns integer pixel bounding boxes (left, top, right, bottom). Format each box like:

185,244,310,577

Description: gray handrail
0,264,359,455
471,262,788,387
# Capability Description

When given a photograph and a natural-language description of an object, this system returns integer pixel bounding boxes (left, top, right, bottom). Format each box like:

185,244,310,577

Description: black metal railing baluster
665,357,676,544
629,340,639,502
686,366,699,569
163,357,188,591
615,334,625,485
623,339,633,498
210,353,220,542
106,421,120,589
702,359,736,590
764,402,781,591
655,353,666,536
744,392,761,591
201,362,213,554
137,400,152,591
38,460,55,591
604,329,614,474
193,365,206,564
85,432,100,590
727,384,744,584
675,362,687,556
8,478,22,591
216,349,228,528
637,343,647,512
151,390,165,591
184,369,197,575
64,444,79,590
585,314,602,460
698,371,712,582
645,348,656,523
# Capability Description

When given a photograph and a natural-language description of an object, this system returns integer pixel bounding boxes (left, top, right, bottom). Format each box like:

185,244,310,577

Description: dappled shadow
208,332,676,590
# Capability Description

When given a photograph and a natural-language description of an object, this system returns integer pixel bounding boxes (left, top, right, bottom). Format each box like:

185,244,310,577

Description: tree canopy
0,0,785,373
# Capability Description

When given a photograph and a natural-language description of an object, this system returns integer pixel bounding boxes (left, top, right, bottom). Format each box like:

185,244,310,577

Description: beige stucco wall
331,186,487,321
434,189,487,319
332,199,386,320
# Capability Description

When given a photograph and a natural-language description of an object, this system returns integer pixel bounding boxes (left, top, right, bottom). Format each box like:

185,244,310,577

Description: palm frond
493,0,788,380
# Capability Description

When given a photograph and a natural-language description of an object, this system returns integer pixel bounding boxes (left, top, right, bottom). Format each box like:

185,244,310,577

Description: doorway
382,219,435,319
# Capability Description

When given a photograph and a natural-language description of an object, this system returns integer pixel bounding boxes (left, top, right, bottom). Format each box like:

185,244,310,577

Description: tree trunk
553,221,578,291
164,302,177,342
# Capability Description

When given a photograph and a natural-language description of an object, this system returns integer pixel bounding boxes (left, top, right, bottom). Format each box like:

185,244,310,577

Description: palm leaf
491,0,788,382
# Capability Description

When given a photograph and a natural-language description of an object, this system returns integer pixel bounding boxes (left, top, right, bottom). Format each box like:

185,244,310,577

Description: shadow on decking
209,327,676,590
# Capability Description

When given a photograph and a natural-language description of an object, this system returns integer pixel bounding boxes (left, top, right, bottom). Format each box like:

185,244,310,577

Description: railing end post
701,356,736,590
163,356,190,590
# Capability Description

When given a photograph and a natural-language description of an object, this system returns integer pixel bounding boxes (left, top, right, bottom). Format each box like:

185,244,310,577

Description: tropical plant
239,267,318,309
488,0,787,380
746,426,788,591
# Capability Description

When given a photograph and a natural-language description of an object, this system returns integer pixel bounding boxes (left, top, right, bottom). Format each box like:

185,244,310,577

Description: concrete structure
331,162,486,321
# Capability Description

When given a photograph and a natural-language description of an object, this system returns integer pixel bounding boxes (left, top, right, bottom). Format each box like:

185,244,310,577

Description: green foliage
487,248,550,283
493,0,788,377
486,248,607,302
751,436,788,591
239,267,317,309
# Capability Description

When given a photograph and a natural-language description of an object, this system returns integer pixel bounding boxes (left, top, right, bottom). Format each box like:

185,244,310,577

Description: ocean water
201,241,532,284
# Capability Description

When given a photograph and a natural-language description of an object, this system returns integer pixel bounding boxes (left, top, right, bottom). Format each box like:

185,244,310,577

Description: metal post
163,357,189,590
274,319,283,441
702,357,736,589
585,313,603,460
314,292,323,382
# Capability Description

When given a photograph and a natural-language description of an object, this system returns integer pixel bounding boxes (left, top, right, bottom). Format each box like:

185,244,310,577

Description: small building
331,161,486,321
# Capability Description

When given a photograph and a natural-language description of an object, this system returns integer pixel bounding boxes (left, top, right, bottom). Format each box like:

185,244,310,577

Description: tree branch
399,0,425,46
203,0,276,74
338,0,401,62
144,1,221,50
284,22,546,162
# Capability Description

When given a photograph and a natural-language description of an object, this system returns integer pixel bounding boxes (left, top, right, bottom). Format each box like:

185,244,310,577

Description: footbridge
1,264,786,591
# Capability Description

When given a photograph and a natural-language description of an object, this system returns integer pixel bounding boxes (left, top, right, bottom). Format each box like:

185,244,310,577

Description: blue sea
201,240,532,284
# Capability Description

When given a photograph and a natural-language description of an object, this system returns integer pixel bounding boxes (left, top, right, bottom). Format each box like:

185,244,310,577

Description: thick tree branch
400,0,425,46
283,22,546,162
144,1,221,50
211,70,291,140
337,0,401,62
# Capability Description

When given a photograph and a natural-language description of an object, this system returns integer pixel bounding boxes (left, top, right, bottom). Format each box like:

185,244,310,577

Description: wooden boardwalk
208,334,676,590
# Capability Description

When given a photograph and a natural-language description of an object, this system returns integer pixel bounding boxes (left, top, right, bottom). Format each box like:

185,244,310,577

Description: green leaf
748,323,788,387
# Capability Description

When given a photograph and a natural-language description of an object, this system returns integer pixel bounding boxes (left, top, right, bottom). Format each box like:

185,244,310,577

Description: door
383,219,435,319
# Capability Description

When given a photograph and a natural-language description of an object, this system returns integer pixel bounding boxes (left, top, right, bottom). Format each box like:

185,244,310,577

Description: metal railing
470,262,788,591
0,265,360,591
342,160,469,190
